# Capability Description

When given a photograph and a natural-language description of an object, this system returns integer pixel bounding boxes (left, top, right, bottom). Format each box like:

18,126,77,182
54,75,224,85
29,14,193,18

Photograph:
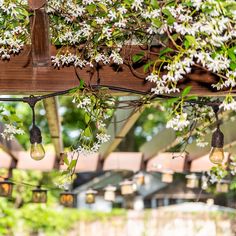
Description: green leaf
77,120,86,130
97,3,108,12
167,15,175,25
182,86,191,97
152,18,162,28
186,95,198,101
143,61,154,73
84,127,92,137
86,4,96,15
166,97,180,106
79,79,85,89
230,62,236,70
228,47,236,61
64,156,69,166
162,8,172,17
159,47,173,56
151,0,159,8
84,113,90,124
185,35,197,46
69,159,77,169
132,52,144,63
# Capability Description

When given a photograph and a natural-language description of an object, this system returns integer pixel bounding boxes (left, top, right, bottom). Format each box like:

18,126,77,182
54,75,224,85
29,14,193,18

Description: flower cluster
1,123,25,141
208,165,228,184
219,95,236,111
166,113,190,131
0,0,30,59
71,90,115,156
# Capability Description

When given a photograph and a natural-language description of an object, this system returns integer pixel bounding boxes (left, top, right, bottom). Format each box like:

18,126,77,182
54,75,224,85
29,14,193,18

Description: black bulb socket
30,125,42,144
211,127,224,148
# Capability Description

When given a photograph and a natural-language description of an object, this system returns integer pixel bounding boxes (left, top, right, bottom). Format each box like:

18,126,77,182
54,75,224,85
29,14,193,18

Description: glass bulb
30,143,45,161
209,147,224,164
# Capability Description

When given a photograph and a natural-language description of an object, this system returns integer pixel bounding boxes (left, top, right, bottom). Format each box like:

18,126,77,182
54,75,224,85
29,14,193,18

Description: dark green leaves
181,86,191,97
159,47,174,57
184,35,197,48
162,8,175,25
132,52,145,63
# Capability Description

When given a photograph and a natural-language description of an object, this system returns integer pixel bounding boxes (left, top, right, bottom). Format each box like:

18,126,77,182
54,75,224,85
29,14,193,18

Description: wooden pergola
0,0,235,175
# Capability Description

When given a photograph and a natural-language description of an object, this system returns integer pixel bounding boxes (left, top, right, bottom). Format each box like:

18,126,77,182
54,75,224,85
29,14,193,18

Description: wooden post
28,0,50,67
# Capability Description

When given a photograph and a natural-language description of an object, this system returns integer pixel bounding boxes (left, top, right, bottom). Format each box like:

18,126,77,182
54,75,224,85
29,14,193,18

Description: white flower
219,97,236,111
76,97,91,108
209,174,218,184
1,124,24,141
146,73,159,83
166,113,190,131
96,17,106,25
109,51,123,64
131,0,143,11
191,0,202,10
96,133,110,143
118,6,127,14
108,11,117,21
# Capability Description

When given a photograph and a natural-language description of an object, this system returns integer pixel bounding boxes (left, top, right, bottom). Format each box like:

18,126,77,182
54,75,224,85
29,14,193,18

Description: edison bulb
209,147,224,164
30,143,45,160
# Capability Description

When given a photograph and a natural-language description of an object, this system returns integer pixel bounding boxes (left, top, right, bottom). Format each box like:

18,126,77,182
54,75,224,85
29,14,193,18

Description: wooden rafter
43,97,63,164
0,45,233,96
99,96,143,159
139,128,176,161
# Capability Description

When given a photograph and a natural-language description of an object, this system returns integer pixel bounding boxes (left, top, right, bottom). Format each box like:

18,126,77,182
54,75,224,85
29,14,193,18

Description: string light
85,189,97,204
28,97,45,161
133,172,145,186
60,190,77,207
104,185,116,202
209,106,224,165
186,174,199,189
0,178,14,197
120,179,134,195
32,186,47,203
161,170,174,183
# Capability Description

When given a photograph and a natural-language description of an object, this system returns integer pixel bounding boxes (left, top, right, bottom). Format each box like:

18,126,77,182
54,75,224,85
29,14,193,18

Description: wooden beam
146,152,188,173
99,97,143,159
43,97,63,160
139,128,176,161
0,43,233,95
103,152,143,172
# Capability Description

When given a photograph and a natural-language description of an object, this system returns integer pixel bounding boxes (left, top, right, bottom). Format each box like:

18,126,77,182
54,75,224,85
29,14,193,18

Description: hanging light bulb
0,178,13,197
32,186,47,203
133,172,145,186
209,106,224,165
60,190,77,207
104,185,116,202
30,125,45,161
85,189,97,204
